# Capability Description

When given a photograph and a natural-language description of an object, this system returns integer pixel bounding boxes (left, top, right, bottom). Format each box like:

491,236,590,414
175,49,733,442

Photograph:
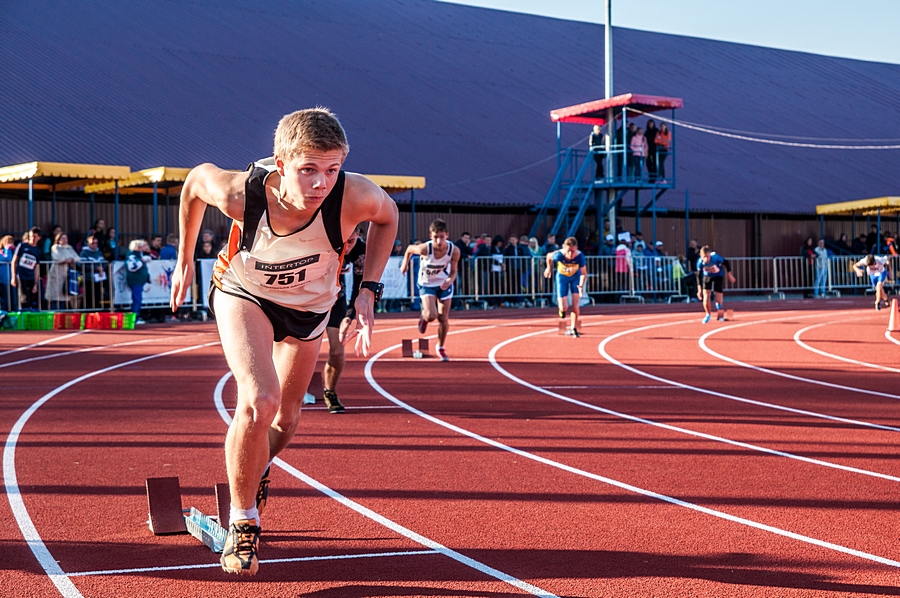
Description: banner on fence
113,260,192,307
381,256,409,299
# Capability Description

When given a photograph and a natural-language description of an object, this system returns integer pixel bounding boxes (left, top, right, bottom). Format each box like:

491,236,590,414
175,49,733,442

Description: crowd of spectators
589,117,672,184
0,220,225,317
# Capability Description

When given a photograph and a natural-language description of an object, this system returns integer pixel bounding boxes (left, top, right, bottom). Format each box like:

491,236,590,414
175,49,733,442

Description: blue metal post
114,181,120,239
684,189,690,255
165,192,170,237
90,193,95,226
634,190,641,234
819,215,824,240
877,209,882,252
28,179,34,229
410,189,416,243
51,187,57,227
152,182,159,235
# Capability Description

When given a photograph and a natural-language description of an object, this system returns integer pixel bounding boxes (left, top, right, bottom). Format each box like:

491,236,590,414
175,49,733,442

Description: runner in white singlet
170,108,398,576
400,219,459,361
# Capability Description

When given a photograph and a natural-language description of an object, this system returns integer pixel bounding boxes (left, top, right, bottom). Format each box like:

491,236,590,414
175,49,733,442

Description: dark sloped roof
1,0,898,213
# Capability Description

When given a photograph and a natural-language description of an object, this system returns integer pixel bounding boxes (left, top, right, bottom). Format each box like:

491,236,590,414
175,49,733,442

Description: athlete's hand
170,257,194,312
440,279,452,290
727,273,736,284
351,291,375,357
543,267,551,279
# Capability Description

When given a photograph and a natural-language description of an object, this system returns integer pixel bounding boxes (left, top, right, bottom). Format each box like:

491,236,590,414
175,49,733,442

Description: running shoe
715,302,721,311
702,314,711,324
323,389,345,414
717,316,725,321
256,467,270,517
220,519,260,575
437,346,449,362
570,328,581,338
135,318,147,325
558,308,565,318
302,392,316,405
418,318,428,334
876,302,883,311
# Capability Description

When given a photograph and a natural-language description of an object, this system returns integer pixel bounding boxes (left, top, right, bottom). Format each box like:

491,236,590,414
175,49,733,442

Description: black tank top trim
241,167,345,253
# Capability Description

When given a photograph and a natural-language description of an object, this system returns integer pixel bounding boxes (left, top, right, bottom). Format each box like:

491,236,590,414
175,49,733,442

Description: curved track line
486,327,900,482
886,331,900,347
699,316,900,401
364,341,900,570
4,341,220,598
0,333,215,369
0,329,88,358
212,372,558,598
794,321,900,373
601,319,900,433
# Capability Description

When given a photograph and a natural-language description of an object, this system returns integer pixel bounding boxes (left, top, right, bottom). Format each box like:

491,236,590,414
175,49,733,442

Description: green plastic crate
24,312,56,330
122,312,136,330
2,312,24,330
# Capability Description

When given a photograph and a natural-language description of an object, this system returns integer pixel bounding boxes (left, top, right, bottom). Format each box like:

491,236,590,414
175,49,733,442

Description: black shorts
209,273,328,343
701,276,724,293
327,291,348,328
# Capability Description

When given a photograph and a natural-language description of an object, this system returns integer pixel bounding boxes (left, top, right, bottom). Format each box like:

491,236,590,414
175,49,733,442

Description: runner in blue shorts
400,219,459,361
544,237,587,337
853,254,892,310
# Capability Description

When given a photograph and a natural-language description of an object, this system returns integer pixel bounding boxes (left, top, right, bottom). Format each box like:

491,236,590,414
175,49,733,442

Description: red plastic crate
84,312,124,329
54,312,85,330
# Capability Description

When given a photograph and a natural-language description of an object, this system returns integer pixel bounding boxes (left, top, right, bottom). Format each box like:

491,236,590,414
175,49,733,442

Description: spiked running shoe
418,318,428,334
702,314,711,324
558,308,566,318
570,328,581,338
302,392,316,405
437,346,449,362
323,389,345,414
256,467,270,517
221,519,260,575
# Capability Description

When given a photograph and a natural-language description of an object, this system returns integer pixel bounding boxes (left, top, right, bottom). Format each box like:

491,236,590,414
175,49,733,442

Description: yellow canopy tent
85,167,193,235
816,197,900,251
0,161,131,229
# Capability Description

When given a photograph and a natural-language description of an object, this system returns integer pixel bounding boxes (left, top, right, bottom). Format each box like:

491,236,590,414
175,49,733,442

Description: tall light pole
605,0,616,237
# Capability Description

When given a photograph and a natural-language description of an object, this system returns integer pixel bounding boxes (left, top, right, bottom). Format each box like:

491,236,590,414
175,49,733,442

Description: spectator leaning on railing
47,231,81,310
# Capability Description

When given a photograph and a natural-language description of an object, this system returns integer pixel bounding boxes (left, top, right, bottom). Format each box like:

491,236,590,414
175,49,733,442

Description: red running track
3,298,900,597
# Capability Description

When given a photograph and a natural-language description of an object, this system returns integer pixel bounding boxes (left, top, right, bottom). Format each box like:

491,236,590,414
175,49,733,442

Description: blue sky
436,0,900,65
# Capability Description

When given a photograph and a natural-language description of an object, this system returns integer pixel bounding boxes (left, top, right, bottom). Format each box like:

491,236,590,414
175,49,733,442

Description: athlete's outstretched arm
170,164,247,311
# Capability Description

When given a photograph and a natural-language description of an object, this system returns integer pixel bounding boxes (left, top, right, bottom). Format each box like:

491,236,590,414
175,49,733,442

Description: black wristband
359,280,384,302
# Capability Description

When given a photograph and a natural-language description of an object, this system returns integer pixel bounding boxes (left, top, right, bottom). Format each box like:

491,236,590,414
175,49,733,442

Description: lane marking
0,333,216,370
365,338,900,571
886,330,900,347
213,372,559,598
601,318,900,433
0,330,89,358
67,549,441,577
488,326,900,481
4,341,220,598
699,315,900,402
794,321,900,374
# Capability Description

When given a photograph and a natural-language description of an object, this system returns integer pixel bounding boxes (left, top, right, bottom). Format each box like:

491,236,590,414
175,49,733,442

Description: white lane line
4,341,220,598
486,327,900,482
213,372,558,598
0,330,89,358
601,319,900,433
794,321,900,374
365,341,900,570
0,333,215,369
699,316,900,402
886,331,900,347
67,549,441,577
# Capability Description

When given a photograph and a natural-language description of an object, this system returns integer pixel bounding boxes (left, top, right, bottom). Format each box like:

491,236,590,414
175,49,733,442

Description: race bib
245,253,327,290
18,253,37,270
424,265,447,277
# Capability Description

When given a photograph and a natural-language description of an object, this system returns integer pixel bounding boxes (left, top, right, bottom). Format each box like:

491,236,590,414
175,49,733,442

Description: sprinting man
697,245,727,323
853,254,892,310
318,225,366,413
170,108,398,576
400,219,459,361
544,237,587,337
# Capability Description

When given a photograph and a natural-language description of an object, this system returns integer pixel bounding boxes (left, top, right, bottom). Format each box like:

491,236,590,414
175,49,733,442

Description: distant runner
853,254,893,310
544,237,587,337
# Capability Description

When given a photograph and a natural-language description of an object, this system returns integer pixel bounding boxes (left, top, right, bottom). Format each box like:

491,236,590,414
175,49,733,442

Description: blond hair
128,239,146,252
273,107,349,160
563,237,578,248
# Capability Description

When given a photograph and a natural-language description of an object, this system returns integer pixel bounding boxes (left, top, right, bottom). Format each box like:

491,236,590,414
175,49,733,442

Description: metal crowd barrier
3,254,892,316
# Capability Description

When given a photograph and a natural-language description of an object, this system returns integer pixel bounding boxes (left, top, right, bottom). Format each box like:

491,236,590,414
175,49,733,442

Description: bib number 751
264,270,306,286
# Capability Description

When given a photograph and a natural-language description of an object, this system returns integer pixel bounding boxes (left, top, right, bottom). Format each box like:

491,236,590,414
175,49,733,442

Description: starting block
558,318,582,335
401,338,429,358
717,308,734,321
146,476,228,553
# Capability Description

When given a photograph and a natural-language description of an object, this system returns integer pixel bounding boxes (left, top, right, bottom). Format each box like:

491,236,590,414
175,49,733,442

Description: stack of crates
23,312,55,330
84,312,136,330
1,312,25,330
54,312,86,330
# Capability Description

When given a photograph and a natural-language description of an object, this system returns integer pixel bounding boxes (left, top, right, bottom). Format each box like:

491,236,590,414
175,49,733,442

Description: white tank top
214,165,345,313
418,241,454,287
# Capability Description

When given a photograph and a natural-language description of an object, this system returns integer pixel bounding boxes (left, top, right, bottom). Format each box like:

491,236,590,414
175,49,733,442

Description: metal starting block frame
401,338,429,358
717,308,734,321
146,476,229,553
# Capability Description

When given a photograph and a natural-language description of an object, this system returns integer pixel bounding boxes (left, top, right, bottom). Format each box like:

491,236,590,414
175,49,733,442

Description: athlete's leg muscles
570,292,580,328
421,293,439,322
437,296,452,346
269,334,323,459
213,291,279,512
323,326,345,392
